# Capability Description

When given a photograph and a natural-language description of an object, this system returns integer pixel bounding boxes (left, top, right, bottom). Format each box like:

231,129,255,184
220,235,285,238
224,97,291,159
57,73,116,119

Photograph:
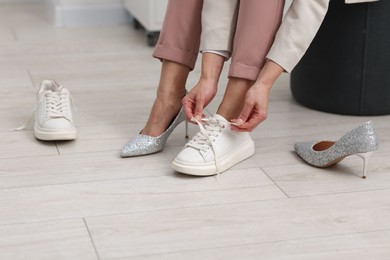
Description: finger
246,111,267,128
235,101,254,126
231,123,251,132
194,98,205,121
232,112,266,132
182,96,196,121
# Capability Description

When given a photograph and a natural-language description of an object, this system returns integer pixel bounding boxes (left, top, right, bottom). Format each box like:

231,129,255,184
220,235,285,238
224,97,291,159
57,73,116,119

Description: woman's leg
142,60,189,136
142,0,203,136
217,0,285,121
171,0,286,175
153,0,202,69
182,0,238,121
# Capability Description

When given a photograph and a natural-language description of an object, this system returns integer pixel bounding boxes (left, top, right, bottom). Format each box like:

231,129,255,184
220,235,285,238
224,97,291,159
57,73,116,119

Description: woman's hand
232,59,284,132
231,83,270,132
182,52,225,121
182,79,218,121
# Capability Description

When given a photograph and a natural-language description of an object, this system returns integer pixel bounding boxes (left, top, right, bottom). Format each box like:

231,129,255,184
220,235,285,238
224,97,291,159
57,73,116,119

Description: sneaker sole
34,125,77,141
172,140,255,176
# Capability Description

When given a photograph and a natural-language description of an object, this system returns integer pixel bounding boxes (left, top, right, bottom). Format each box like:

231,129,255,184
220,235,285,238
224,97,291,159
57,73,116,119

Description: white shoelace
187,117,226,176
44,89,71,120
12,89,75,131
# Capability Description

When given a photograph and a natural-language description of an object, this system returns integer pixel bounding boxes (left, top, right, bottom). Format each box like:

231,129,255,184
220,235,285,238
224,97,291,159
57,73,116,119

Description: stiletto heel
294,121,379,178
120,107,186,157
357,151,374,179
185,120,189,139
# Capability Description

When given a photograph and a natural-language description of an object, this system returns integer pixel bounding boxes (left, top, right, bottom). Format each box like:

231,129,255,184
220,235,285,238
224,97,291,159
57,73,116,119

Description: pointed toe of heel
120,134,164,158
120,107,188,158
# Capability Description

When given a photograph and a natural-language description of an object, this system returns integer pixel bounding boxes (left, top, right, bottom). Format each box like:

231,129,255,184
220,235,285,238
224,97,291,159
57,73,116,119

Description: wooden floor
1,4,390,260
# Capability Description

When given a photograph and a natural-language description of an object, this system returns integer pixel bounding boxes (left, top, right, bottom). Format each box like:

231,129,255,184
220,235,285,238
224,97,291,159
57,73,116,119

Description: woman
123,0,375,176
121,0,285,165
172,0,331,176
174,0,378,176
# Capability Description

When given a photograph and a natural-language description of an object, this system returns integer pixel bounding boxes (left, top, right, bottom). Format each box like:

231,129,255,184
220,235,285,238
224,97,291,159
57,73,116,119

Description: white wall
56,0,122,5
0,0,41,3
46,0,130,27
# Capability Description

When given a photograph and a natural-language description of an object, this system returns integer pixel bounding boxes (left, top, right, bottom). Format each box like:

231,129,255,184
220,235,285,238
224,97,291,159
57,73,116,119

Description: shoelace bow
11,89,76,131
187,117,226,177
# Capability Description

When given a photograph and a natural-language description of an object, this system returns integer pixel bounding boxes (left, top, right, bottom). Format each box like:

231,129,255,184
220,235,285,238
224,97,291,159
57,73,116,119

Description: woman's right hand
182,52,225,121
182,79,218,121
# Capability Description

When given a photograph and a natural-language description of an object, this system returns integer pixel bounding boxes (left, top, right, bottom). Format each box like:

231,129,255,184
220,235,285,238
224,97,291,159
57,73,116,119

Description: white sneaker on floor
34,80,76,141
172,114,255,176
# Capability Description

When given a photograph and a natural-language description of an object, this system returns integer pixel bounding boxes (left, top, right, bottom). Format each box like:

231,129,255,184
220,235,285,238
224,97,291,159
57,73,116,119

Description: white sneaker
172,114,255,176
34,80,77,141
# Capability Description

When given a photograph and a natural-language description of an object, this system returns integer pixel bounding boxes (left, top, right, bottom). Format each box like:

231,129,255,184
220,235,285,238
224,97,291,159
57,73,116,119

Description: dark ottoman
290,0,390,115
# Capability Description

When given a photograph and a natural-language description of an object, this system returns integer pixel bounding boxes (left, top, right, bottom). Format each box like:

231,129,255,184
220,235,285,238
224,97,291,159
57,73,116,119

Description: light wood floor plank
0,69,32,89
85,189,390,259
262,151,390,197
0,130,58,159
127,230,390,260
0,168,286,225
0,219,98,260
0,26,15,42
0,150,174,189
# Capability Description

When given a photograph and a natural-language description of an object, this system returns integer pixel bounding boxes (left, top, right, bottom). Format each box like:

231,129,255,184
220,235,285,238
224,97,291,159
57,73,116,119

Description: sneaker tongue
211,114,229,123
41,80,62,93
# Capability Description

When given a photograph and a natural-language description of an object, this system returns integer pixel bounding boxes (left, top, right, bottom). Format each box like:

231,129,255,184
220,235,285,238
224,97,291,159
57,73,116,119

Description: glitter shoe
294,121,379,179
172,114,255,176
120,107,188,157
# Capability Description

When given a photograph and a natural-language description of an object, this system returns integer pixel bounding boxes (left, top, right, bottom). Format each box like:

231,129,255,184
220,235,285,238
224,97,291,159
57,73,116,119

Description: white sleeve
201,50,231,61
266,0,330,72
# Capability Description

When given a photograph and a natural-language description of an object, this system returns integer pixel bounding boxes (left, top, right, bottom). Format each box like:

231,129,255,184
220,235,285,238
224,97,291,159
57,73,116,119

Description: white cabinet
124,0,168,45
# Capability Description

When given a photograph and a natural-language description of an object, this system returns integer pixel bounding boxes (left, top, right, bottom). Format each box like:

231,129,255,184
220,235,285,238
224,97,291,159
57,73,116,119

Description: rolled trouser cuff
228,62,263,81
153,44,198,70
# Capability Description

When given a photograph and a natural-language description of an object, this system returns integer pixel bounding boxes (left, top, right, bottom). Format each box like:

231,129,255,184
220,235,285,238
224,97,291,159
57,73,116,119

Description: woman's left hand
231,83,270,132
232,60,283,132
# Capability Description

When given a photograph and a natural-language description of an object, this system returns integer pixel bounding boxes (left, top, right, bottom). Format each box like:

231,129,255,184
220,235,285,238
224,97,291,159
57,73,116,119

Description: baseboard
0,0,42,3
46,2,131,27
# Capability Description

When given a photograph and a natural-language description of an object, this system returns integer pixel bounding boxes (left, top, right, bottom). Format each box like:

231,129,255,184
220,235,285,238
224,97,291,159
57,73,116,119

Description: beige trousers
153,0,285,81
200,0,238,53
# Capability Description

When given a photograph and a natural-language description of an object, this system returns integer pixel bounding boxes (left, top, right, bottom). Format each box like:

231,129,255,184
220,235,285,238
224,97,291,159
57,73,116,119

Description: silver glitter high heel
294,121,378,179
120,107,188,157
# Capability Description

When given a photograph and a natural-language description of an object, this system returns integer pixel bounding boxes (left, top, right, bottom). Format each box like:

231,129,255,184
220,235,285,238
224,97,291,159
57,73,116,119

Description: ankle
156,88,186,102
142,97,183,136
155,93,184,112
216,105,242,122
